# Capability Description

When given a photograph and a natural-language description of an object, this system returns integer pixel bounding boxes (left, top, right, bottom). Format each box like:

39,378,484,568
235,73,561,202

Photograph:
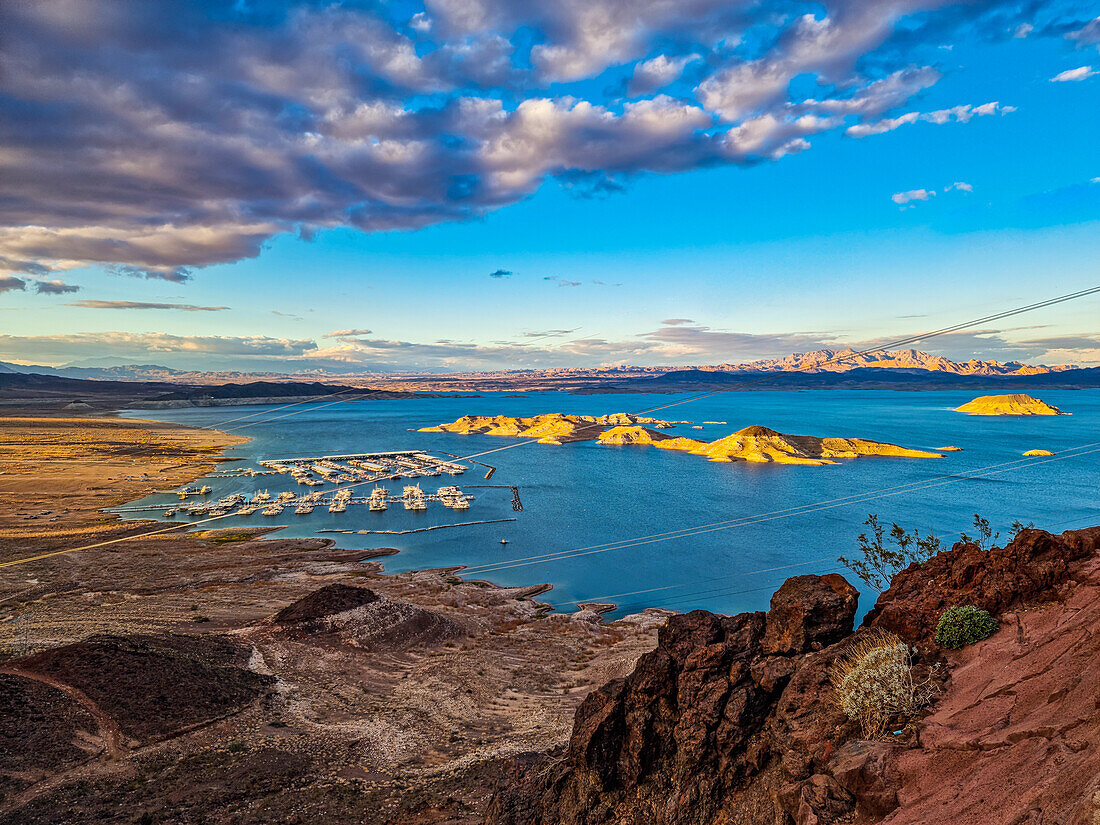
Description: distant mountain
710,348,1069,376
573,365,1100,394
0,360,185,381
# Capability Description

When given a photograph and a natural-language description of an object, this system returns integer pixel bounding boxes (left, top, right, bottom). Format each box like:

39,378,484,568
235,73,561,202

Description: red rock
864,527,1100,646
762,574,859,655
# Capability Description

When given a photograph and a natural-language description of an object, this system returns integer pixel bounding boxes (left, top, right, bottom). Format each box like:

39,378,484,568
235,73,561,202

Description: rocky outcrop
489,527,1100,825
487,574,861,825
270,584,471,652
864,527,1100,645
953,393,1067,415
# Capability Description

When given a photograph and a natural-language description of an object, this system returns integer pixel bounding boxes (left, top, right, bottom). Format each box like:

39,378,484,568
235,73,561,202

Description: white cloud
628,54,700,96
892,188,936,205
1050,66,1097,82
846,112,919,137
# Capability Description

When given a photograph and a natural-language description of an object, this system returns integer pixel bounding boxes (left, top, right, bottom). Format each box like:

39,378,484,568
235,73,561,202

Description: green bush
935,605,997,649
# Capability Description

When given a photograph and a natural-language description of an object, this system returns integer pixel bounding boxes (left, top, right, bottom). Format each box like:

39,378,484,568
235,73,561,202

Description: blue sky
0,0,1098,372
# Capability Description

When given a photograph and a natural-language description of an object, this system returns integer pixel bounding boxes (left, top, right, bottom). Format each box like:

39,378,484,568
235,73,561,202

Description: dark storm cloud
0,276,27,294
0,0,1093,278
68,300,229,311
34,279,81,294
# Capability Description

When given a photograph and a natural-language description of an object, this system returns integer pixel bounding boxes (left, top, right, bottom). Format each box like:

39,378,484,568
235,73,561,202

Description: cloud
892,181,973,206
846,112,919,138
661,318,694,326
324,328,374,338
67,300,229,311
488,268,513,279
892,188,936,205
0,0,1089,278
1068,17,1100,48
34,278,80,294
848,101,1012,138
1051,66,1097,82
0,332,318,368
0,276,27,294
628,54,700,96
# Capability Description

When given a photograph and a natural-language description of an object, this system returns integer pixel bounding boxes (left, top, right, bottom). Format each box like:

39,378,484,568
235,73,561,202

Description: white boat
238,505,257,516
295,503,315,514
276,491,295,502
405,497,427,511
252,490,270,503
262,504,283,516
328,500,347,513
452,497,470,511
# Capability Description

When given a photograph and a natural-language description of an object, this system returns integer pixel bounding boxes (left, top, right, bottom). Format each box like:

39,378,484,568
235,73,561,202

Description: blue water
118,390,1100,619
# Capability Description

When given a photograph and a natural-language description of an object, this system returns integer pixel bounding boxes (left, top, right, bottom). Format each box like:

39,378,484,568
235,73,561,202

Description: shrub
935,605,997,649
831,632,918,739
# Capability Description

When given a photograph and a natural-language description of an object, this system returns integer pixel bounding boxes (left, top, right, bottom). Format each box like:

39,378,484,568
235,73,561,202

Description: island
419,412,680,444
421,414,943,466
954,393,1067,416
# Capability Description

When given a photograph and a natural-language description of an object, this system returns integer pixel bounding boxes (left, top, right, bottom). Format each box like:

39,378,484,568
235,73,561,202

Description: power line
457,444,1100,577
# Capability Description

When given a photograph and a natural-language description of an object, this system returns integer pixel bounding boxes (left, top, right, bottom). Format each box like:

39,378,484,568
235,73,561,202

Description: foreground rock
487,574,863,824
953,393,1067,415
489,528,1100,825
865,527,1100,647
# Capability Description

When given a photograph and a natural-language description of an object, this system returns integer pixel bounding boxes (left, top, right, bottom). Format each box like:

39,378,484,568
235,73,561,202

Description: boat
237,505,257,516
209,507,229,517
252,490,270,503
276,491,295,502
294,503,315,514
405,497,427,511
262,504,283,516
452,497,470,511
328,500,347,513
199,485,212,495
164,507,177,517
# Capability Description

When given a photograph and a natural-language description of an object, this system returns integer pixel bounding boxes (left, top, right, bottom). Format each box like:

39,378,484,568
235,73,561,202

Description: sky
0,0,1098,373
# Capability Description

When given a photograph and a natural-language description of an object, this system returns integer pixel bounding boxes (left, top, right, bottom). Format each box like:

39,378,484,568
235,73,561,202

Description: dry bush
831,631,924,739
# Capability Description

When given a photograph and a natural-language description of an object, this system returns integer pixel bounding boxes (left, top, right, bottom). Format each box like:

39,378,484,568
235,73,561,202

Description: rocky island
422,414,943,465
954,393,1067,416
419,412,681,444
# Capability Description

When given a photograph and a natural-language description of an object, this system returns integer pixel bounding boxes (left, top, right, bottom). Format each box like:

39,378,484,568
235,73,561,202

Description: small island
422,414,943,466
954,393,1067,416
419,412,680,444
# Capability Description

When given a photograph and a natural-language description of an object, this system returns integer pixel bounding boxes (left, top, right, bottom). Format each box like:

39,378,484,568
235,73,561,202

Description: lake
118,389,1100,619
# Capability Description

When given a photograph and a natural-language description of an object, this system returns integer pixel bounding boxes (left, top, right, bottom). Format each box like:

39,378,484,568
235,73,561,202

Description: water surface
119,389,1100,618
